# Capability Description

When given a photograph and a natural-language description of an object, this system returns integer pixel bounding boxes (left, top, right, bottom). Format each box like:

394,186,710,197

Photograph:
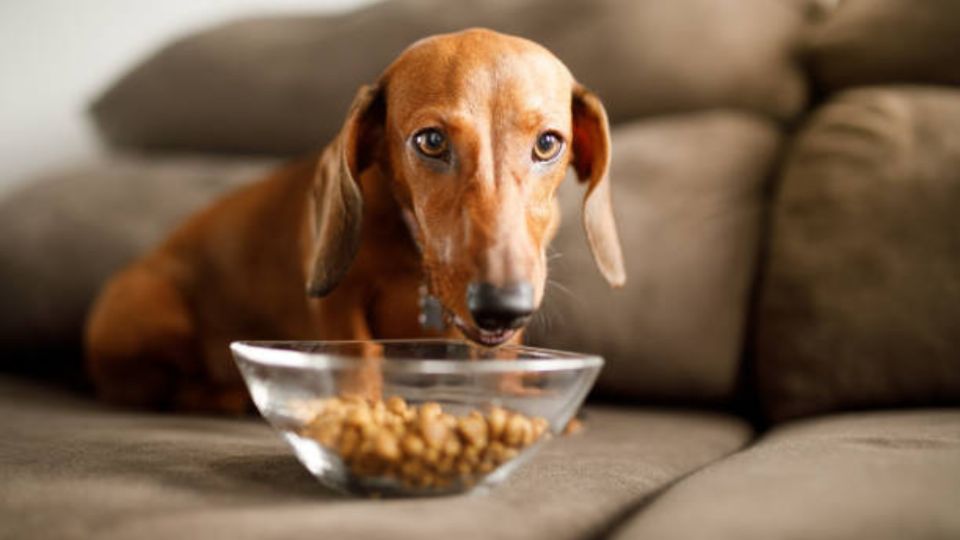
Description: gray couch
2,0,959,538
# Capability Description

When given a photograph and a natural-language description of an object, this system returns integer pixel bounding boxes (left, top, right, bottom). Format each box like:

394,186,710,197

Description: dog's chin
449,314,518,348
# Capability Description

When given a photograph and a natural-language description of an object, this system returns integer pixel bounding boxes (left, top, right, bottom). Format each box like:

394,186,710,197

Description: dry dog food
299,395,550,489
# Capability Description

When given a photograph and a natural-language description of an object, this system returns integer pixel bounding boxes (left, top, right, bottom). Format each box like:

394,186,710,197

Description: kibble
504,414,531,446
299,396,550,490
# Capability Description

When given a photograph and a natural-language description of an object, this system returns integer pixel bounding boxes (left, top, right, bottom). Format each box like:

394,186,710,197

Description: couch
1,0,958,538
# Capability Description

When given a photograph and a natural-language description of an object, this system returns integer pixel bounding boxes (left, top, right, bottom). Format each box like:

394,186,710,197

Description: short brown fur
85,29,624,412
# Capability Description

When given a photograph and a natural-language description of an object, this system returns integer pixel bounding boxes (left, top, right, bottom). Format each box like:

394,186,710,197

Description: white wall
0,0,377,195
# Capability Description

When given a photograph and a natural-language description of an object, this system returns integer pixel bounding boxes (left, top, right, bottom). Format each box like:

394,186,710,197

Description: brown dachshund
84,28,625,413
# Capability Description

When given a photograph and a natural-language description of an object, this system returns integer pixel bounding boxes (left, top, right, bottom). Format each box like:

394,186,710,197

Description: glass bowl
231,339,602,497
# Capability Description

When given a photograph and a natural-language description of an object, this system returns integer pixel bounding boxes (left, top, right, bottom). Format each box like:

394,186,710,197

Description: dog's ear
306,84,385,297
570,84,626,287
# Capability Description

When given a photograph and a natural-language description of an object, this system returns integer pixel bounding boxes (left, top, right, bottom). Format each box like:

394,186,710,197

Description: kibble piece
400,459,423,480
443,436,462,457
371,400,387,424
303,416,342,447
462,444,481,465
374,431,400,461
420,401,442,420
458,413,489,448
436,455,455,474
487,406,507,440
531,417,549,440
359,421,380,441
504,414,532,447
563,418,584,436
384,414,404,435
401,433,425,457
485,441,506,464
346,406,372,428
339,427,361,458
440,413,457,429
386,395,407,416
420,416,451,449
357,432,378,456
418,472,436,488
422,446,440,465
521,423,536,446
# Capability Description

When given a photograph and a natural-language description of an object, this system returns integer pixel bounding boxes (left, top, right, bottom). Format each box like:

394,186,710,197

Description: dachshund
84,28,625,413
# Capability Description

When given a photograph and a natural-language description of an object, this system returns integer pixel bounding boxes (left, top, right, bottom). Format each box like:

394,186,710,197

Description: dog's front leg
310,296,384,402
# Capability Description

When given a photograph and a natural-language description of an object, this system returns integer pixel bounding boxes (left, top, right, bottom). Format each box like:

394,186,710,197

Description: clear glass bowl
231,339,602,497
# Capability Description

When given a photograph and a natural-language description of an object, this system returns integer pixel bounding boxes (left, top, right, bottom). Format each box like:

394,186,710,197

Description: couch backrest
750,0,960,423
90,0,811,155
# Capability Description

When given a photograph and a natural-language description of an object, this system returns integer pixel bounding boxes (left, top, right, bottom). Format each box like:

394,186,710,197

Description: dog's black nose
466,282,534,331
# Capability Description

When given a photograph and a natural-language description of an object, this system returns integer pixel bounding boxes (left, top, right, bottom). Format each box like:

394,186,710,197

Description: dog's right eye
413,128,449,160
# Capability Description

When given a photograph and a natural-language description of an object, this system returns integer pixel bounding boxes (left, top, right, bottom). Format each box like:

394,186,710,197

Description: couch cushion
0,156,272,377
753,87,960,422
529,112,781,404
610,409,960,539
91,0,810,155
0,375,751,540
807,0,960,93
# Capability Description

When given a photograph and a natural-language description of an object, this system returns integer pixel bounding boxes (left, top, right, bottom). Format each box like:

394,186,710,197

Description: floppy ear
306,84,385,297
571,84,626,287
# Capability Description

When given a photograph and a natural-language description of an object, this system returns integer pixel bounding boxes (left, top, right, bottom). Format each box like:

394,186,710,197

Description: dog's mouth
448,313,518,347
419,276,523,348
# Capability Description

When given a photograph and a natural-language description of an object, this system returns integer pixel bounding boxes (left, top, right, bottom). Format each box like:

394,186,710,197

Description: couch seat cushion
0,375,751,539
611,409,960,539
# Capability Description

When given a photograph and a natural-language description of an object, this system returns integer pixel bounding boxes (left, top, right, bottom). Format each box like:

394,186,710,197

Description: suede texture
753,87,960,422
90,0,810,154
611,409,960,539
0,375,752,540
0,156,272,377
806,0,960,93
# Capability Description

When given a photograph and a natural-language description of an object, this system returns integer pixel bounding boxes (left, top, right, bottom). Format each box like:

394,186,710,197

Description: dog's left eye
533,131,564,162
413,128,449,160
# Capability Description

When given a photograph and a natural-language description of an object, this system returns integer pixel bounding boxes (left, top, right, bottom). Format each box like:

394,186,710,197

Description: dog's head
307,28,624,346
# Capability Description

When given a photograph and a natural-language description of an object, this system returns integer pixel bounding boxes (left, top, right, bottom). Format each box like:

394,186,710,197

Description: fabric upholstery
806,0,960,93
90,0,810,154
0,155,272,376
753,87,960,422
529,113,781,404
0,375,752,540
611,409,960,539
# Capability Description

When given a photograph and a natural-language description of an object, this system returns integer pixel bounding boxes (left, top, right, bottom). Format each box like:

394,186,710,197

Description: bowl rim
230,339,603,374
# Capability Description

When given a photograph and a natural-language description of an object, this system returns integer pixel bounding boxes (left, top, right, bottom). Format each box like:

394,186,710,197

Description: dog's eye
413,128,449,159
533,131,564,162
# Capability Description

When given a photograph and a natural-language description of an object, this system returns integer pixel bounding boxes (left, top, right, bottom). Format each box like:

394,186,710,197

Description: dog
84,28,625,413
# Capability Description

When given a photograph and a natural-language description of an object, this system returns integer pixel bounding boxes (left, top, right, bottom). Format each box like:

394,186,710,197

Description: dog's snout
466,282,534,331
